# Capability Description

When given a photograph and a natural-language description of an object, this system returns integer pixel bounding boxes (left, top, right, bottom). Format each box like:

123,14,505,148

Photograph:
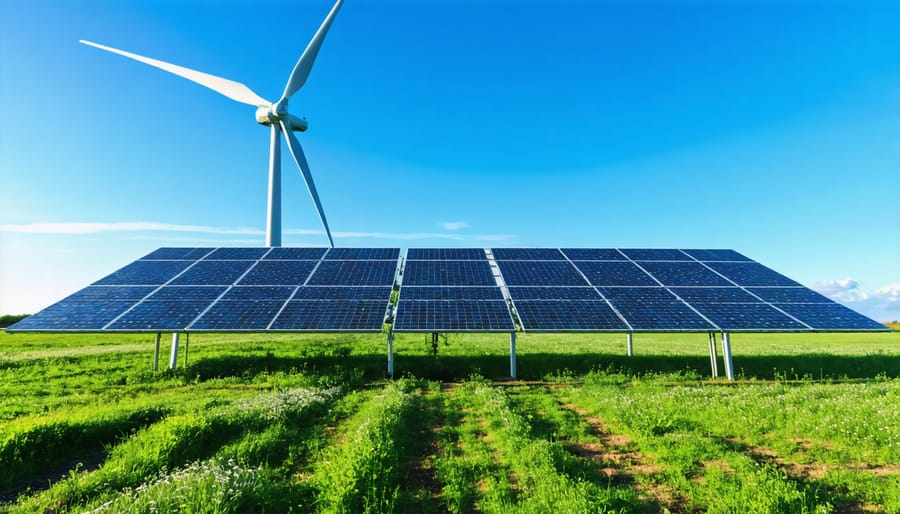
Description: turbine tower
81,0,343,247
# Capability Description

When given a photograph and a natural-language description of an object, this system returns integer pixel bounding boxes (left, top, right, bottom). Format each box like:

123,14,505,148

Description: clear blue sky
1,0,898,321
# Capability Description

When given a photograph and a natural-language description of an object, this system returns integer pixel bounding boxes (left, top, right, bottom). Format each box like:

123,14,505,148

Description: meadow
0,330,898,513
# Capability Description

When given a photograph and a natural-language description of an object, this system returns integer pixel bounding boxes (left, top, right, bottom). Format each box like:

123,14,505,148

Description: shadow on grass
186,352,900,382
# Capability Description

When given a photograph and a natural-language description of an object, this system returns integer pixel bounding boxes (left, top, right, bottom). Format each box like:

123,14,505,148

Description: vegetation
0,330,898,512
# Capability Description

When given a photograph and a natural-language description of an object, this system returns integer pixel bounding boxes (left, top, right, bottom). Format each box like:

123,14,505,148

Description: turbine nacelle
255,106,308,132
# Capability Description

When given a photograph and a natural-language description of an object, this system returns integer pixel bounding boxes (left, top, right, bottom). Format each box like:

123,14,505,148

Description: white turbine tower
81,0,343,248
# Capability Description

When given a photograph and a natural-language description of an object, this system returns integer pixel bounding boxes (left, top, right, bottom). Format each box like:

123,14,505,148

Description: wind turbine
81,0,343,248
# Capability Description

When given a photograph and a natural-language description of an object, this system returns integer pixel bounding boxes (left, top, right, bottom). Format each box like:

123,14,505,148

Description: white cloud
439,221,470,231
814,278,900,323
814,277,868,302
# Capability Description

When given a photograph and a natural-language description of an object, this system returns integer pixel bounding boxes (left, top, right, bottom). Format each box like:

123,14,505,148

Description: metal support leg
721,332,734,380
708,332,718,378
183,333,189,367
387,332,394,377
169,333,180,370
627,333,634,357
153,332,161,372
509,332,517,379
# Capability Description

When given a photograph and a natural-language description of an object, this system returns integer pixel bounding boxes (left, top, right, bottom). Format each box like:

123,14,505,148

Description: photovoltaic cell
146,286,226,301
170,260,254,285
609,301,715,331
264,247,328,260
407,248,486,260
94,260,193,286
190,300,286,330
773,303,886,331
668,287,759,303
223,286,296,301
560,248,626,261
621,249,691,261
63,286,157,302
142,248,213,260
403,260,495,286
513,300,627,331
270,300,387,331
107,300,211,330
400,287,503,301
325,248,399,260
574,261,657,287
204,248,269,260
682,249,752,262
638,262,732,287
291,286,392,300
689,303,806,331
746,287,833,304
239,260,317,285
596,287,678,303
8,301,135,331
393,300,514,332
491,248,565,260
497,261,587,286
507,287,601,300
705,262,800,287
307,260,397,286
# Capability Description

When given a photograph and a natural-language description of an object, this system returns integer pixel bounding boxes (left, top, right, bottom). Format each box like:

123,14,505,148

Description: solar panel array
10,248,398,333
8,247,886,333
393,249,515,332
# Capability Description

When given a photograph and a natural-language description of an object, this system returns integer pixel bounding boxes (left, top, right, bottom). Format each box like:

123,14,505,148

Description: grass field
1,330,898,513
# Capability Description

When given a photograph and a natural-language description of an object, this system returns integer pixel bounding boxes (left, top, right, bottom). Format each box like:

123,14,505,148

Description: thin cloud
0,222,262,235
814,278,900,323
440,221,470,231
814,277,867,302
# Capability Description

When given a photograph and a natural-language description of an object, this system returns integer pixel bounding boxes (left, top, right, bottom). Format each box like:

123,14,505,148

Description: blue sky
1,0,898,321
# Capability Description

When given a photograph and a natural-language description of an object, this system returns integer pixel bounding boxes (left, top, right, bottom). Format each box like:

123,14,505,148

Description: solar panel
402,260,495,286
682,249,752,262
8,301,135,331
190,300,286,331
668,287,759,303
638,262,733,287
400,287,503,301
746,287,833,304
239,260,317,285
222,286,296,301
574,261,657,287
620,249,691,261
146,286,227,301
507,286,601,300
513,300,628,332
63,286,157,302
705,262,800,287
270,300,388,331
307,260,397,286
205,248,269,260
393,300,514,332
560,248,626,261
407,248,486,260
264,247,328,260
772,303,886,331
497,261,587,286
689,303,807,331
325,248,399,260
491,248,565,260
94,260,193,286
291,286,392,300
171,260,254,285
142,247,213,260
107,300,211,331
595,287,714,331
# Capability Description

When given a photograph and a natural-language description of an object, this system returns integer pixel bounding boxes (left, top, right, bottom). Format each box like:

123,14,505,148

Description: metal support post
509,332,517,379
708,332,718,378
183,333,189,367
721,332,734,380
169,333,180,370
153,332,161,372
626,333,634,357
387,331,394,377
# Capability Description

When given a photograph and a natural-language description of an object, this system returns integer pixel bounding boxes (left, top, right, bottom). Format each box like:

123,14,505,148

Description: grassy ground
1,330,898,513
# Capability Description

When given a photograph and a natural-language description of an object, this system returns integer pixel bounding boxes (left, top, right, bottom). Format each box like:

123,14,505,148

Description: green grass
0,330,898,513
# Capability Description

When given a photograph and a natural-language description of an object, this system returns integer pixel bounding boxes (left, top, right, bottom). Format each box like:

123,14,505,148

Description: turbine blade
80,40,270,107
280,120,335,248
280,0,343,101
